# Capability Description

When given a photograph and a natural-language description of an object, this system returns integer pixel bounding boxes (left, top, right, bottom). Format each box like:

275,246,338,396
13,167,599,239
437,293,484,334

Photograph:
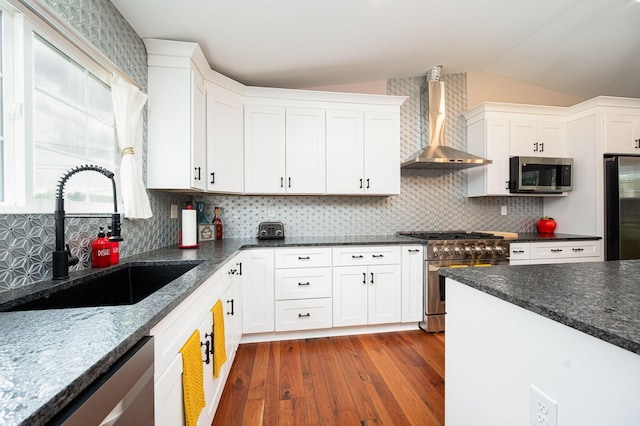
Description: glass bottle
213,206,223,240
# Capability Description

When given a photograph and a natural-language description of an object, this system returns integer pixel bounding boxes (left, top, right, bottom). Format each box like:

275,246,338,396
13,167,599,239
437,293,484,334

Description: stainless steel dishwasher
49,336,154,425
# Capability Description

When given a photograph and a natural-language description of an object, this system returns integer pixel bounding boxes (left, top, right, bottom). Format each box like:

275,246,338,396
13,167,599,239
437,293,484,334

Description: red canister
91,227,111,267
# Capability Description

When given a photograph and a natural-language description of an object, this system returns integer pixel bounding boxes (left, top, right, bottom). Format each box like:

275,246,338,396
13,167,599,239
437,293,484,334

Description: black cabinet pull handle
352,255,363,259
237,262,242,276
280,177,284,187
194,166,201,180
533,142,538,152
540,142,544,152
359,178,363,189
572,247,584,252
362,272,366,284
227,299,234,315
372,254,384,258
288,177,291,188
512,249,525,254
505,180,510,190
210,172,215,184
298,313,311,318
298,282,310,286
366,178,370,189
370,272,374,284
408,249,420,252
298,256,310,260
551,248,563,253
201,338,211,364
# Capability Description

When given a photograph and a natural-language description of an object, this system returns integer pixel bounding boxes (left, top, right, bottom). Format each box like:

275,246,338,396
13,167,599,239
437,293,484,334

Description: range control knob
495,246,506,256
464,247,472,257
454,247,462,256
475,246,484,255
443,247,451,256
432,247,439,257
485,246,494,255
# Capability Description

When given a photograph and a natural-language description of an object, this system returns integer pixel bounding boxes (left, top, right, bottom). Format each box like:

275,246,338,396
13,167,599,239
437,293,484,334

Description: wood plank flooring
212,330,444,425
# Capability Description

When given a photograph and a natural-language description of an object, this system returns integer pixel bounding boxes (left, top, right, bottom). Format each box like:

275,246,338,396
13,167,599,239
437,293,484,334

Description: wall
467,71,585,109
0,0,188,292
0,2,544,292
195,74,542,238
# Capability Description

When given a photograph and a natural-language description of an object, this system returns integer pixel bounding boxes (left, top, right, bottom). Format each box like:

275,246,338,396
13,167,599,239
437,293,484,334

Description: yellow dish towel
212,299,227,378
180,330,206,426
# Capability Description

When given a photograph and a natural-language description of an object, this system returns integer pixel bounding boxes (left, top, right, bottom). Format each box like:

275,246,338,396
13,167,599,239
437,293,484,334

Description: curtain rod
11,0,143,90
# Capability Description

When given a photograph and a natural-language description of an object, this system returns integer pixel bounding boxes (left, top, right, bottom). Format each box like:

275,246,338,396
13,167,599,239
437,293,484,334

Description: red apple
537,216,557,234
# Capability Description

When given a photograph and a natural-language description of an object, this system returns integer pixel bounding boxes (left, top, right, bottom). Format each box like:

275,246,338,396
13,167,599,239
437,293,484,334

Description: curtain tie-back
122,147,135,155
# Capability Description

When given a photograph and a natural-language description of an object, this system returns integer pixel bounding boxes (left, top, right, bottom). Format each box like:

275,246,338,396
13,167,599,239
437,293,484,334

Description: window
0,3,118,213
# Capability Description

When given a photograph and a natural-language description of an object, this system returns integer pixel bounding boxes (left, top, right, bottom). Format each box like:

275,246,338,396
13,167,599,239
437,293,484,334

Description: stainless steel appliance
605,155,640,260
397,231,510,332
509,156,573,194
257,221,285,240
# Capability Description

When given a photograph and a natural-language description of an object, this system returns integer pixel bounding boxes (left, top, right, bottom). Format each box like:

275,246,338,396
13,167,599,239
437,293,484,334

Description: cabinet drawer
332,246,401,266
275,247,332,268
529,241,600,259
275,298,332,331
275,267,331,300
509,243,530,261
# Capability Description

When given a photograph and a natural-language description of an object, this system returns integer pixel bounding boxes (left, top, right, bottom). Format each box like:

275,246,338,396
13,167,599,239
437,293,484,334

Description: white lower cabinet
332,246,402,327
151,256,242,426
274,247,332,332
509,240,601,265
241,249,275,334
401,245,424,323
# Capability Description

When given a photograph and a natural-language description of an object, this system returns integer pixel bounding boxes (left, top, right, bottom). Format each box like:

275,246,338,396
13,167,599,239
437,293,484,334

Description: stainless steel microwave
509,156,573,193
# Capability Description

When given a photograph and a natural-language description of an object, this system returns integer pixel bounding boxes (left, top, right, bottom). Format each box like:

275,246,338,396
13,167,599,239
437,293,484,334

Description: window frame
0,1,123,214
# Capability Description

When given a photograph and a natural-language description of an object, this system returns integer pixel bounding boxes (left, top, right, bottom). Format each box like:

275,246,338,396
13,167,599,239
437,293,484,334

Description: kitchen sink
7,263,200,311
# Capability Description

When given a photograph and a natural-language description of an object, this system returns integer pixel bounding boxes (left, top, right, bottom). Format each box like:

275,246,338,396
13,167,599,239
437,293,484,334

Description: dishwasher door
50,336,154,426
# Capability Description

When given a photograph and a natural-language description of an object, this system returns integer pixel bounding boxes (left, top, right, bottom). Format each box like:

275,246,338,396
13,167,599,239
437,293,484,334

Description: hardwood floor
212,330,445,425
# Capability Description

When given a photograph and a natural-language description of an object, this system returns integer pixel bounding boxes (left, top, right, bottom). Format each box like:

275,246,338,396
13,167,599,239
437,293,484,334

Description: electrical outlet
170,204,178,219
501,205,508,216
531,385,558,426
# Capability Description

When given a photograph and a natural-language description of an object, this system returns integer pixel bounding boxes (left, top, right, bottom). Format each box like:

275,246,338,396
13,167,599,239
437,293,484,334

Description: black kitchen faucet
52,165,123,280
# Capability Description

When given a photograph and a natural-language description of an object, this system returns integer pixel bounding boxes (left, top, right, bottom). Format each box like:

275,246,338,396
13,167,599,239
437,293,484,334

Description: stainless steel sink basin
7,263,199,311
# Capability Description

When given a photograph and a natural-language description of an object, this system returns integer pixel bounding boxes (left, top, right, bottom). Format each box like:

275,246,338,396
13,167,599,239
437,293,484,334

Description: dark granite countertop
440,261,640,356
513,233,602,242
0,234,417,425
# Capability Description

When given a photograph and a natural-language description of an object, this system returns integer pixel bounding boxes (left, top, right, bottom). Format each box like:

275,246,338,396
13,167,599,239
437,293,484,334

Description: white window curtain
111,74,153,219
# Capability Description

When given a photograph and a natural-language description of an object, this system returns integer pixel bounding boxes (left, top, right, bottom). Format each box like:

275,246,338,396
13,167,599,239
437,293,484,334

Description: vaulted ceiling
111,0,640,99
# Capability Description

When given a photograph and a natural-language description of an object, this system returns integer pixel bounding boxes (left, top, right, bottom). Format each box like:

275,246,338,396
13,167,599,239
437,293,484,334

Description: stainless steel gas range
397,231,510,332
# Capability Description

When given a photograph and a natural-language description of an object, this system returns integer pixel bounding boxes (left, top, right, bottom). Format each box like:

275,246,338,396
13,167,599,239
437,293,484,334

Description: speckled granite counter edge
440,266,640,356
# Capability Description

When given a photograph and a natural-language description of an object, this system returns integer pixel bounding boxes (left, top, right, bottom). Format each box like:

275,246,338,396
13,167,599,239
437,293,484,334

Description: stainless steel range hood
401,66,491,170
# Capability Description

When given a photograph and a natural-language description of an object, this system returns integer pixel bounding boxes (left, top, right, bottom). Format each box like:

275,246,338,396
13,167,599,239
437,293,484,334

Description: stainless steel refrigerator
604,156,640,260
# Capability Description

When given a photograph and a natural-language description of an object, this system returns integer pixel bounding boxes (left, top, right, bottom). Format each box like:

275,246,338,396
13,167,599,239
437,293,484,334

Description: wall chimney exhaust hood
401,66,491,170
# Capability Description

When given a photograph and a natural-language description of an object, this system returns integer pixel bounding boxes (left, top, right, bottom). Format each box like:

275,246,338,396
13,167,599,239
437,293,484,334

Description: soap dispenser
91,226,111,268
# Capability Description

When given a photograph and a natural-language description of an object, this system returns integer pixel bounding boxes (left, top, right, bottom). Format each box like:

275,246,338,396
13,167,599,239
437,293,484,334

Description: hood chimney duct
401,66,492,170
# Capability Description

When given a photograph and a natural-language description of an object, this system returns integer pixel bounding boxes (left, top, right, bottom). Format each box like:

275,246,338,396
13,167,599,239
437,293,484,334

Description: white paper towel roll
181,208,197,247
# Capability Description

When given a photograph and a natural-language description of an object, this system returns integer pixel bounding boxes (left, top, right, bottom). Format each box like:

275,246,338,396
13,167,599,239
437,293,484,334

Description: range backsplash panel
0,0,541,292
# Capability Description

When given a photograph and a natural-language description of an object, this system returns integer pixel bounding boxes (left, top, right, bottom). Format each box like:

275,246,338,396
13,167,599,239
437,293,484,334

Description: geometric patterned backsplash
0,0,542,292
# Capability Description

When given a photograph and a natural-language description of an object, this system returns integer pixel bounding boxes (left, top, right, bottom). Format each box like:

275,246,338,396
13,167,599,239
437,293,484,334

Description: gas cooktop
397,231,504,241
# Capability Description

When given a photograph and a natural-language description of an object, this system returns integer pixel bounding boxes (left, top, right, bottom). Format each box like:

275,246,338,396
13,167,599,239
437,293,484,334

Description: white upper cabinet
206,83,244,193
244,105,325,194
603,114,640,154
465,102,567,197
326,110,401,195
146,39,209,191
509,119,566,158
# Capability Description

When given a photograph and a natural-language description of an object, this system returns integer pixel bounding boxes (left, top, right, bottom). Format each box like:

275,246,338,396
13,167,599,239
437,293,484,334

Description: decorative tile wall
0,0,542,292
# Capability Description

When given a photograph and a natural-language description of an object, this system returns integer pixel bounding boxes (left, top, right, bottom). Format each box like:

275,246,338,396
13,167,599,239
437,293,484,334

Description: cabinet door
536,121,566,157
222,265,242,360
604,114,640,154
332,266,368,327
401,246,423,323
244,105,286,193
509,120,538,156
285,108,326,194
206,87,244,193
198,312,222,426
191,67,207,191
154,355,184,426
326,109,365,194
467,118,510,196
241,249,275,334
368,265,402,324
363,111,400,195
509,242,530,265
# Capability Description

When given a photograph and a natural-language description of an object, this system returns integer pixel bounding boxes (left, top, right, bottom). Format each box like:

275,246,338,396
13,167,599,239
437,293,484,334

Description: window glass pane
32,34,115,208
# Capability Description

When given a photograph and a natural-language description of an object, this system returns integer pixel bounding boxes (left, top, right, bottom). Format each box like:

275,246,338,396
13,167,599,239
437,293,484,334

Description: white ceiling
111,0,640,99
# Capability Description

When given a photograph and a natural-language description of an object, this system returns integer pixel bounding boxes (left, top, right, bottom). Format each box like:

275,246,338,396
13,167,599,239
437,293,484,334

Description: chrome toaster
257,222,285,240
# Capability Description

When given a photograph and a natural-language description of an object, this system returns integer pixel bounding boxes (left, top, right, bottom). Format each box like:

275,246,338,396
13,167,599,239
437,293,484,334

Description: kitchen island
0,235,415,426
441,261,640,425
